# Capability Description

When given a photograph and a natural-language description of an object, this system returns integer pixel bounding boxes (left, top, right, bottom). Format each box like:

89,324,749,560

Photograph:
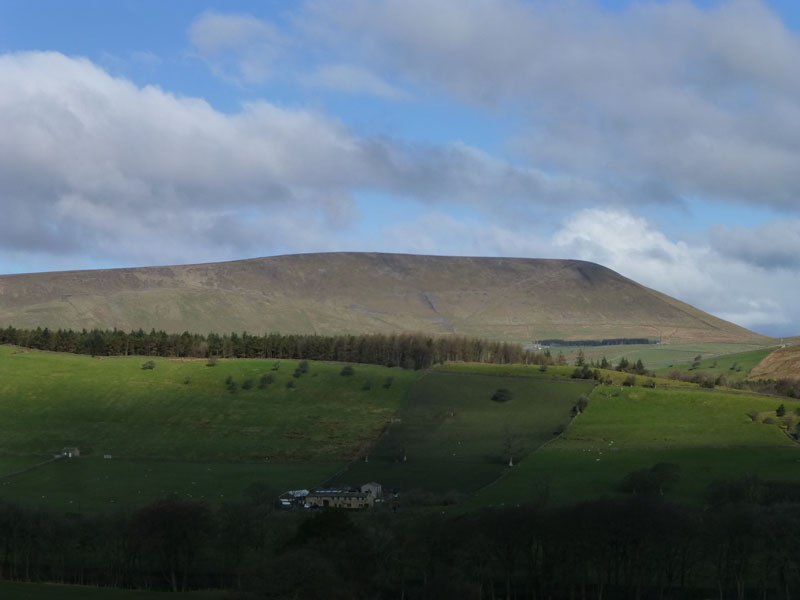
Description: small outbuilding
62,447,80,458
277,489,309,509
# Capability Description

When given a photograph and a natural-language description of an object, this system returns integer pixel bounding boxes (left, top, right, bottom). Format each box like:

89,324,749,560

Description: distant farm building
278,489,309,509
61,447,80,458
305,489,374,509
360,482,383,499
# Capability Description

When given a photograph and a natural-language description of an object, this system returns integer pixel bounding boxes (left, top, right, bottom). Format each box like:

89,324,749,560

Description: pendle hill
0,252,767,344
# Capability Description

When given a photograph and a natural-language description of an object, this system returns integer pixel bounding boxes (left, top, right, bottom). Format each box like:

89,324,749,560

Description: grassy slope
471,385,798,507
0,346,420,511
654,347,776,381
434,362,698,387
0,253,769,344
0,346,417,461
336,371,594,493
556,342,772,372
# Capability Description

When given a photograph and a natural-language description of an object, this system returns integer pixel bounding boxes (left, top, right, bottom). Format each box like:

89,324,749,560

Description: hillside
749,344,800,380
0,252,769,344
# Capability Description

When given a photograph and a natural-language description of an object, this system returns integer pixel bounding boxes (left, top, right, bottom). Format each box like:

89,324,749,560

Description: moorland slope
0,252,768,343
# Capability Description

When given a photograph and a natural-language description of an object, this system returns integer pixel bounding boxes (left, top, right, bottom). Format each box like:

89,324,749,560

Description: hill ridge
0,252,769,344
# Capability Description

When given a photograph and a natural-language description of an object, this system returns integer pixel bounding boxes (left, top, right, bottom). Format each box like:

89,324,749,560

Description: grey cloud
0,51,576,266
301,0,800,211
710,221,800,270
188,11,284,84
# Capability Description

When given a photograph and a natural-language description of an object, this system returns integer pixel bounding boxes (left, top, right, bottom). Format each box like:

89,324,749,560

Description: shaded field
655,347,776,382
469,385,798,508
0,582,223,599
0,346,419,461
336,372,594,493
0,457,339,513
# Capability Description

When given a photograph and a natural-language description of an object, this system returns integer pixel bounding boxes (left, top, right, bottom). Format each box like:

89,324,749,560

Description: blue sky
2,0,800,336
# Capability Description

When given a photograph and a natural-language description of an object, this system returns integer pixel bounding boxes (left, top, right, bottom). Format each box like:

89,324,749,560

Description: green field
0,346,418,461
470,385,799,508
0,457,339,513
0,582,223,599
655,347,776,381
0,345,420,511
434,362,698,387
557,342,772,371
335,371,594,493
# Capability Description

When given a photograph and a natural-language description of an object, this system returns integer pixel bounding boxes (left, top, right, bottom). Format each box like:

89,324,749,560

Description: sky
1,0,800,336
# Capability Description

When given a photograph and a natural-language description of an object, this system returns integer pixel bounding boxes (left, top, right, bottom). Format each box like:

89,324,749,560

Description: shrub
539,364,547,372
242,379,254,390
259,373,274,388
622,375,636,387
340,365,355,377
293,368,303,378
383,376,394,389
362,380,372,391
141,360,156,370
184,377,191,385
491,388,513,403
747,410,760,422
644,378,656,388
298,360,309,374
777,404,786,417
206,356,217,367
763,417,776,425
286,380,295,389
271,361,280,371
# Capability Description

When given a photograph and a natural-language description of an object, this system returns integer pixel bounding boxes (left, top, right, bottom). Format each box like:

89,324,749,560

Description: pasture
434,362,698,387
470,384,799,507
655,347,776,381
556,341,772,371
336,371,595,493
0,346,419,511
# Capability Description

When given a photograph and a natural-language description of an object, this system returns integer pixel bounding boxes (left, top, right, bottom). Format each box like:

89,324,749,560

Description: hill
0,252,769,344
749,344,800,380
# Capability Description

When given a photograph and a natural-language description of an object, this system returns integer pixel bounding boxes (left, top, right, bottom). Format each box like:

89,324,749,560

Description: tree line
2,477,800,599
0,326,546,370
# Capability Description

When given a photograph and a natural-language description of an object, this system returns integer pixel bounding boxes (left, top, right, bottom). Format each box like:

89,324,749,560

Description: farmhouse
305,489,374,509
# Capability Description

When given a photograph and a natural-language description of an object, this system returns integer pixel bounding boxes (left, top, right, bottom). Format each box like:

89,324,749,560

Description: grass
434,362,697,387
0,345,420,511
0,346,419,461
0,457,340,513
468,384,798,508
334,371,595,493
556,342,772,371
654,347,776,381
0,582,223,599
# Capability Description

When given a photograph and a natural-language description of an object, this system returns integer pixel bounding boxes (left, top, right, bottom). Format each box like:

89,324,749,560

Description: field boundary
470,383,600,496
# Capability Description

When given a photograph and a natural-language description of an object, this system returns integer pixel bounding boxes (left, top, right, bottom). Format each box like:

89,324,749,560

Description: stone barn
305,489,374,509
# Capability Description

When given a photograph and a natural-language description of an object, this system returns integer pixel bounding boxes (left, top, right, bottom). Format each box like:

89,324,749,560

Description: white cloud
553,207,797,334
0,51,574,268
